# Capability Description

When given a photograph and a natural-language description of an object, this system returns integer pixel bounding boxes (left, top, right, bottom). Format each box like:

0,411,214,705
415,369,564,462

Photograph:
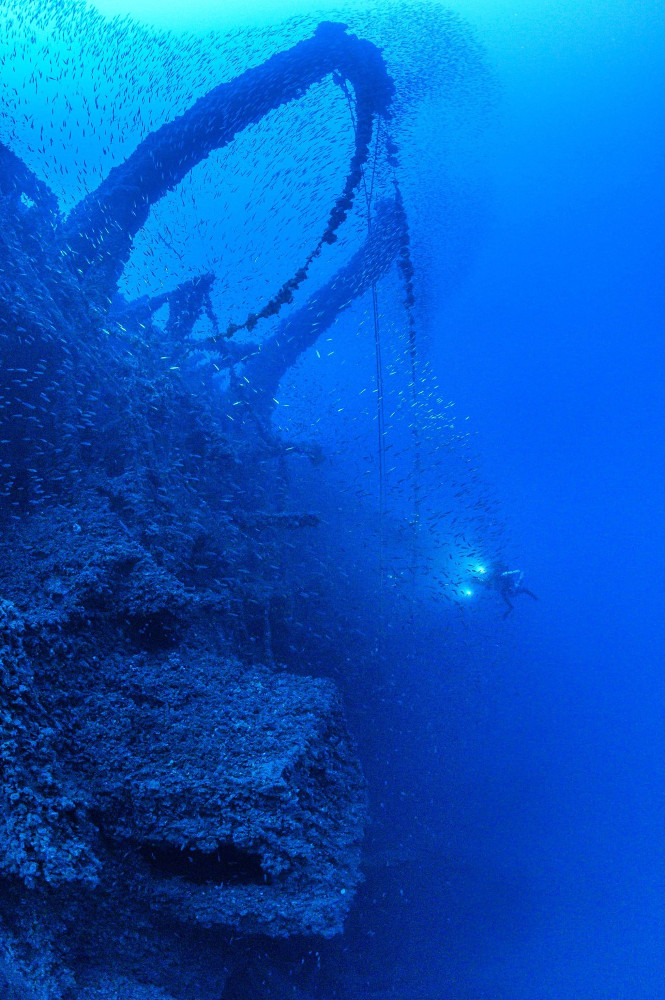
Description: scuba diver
473,562,538,618
494,566,538,618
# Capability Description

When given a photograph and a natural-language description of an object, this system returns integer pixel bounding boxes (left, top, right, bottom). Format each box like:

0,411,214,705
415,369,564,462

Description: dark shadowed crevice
140,841,271,886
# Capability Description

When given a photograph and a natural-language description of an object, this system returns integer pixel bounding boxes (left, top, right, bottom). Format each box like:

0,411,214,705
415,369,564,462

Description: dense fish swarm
0,1,500,998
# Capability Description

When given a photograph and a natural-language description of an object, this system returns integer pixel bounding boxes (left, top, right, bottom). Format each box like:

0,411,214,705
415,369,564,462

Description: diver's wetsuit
497,569,538,618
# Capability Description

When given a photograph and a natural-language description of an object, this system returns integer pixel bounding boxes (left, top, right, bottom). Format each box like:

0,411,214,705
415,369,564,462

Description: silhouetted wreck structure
0,22,412,1000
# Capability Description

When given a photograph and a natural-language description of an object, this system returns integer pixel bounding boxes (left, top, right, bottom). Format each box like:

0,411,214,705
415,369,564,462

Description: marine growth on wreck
0,2,501,997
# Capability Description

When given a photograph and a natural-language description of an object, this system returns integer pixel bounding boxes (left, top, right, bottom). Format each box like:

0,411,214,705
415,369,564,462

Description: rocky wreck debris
0,0,496,995
0,7,396,997
0,491,365,997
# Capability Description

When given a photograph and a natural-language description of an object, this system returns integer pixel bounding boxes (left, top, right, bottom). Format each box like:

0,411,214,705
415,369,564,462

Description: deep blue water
425,3,665,995
2,0,664,996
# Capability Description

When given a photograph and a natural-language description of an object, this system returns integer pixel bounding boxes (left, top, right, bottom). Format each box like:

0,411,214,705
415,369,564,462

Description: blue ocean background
2,0,664,996
421,3,665,995
437,5,665,995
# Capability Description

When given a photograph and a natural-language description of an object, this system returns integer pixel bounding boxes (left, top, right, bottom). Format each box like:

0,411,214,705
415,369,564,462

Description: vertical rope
371,278,386,629
368,128,387,633
338,78,387,637
386,137,422,590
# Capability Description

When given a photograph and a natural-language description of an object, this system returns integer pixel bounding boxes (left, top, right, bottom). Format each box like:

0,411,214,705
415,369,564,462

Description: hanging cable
377,136,423,608
367,126,387,632
337,75,388,632
371,265,387,631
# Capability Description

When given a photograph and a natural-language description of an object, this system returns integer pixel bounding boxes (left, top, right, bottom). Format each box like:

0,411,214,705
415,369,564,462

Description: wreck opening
140,841,271,886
